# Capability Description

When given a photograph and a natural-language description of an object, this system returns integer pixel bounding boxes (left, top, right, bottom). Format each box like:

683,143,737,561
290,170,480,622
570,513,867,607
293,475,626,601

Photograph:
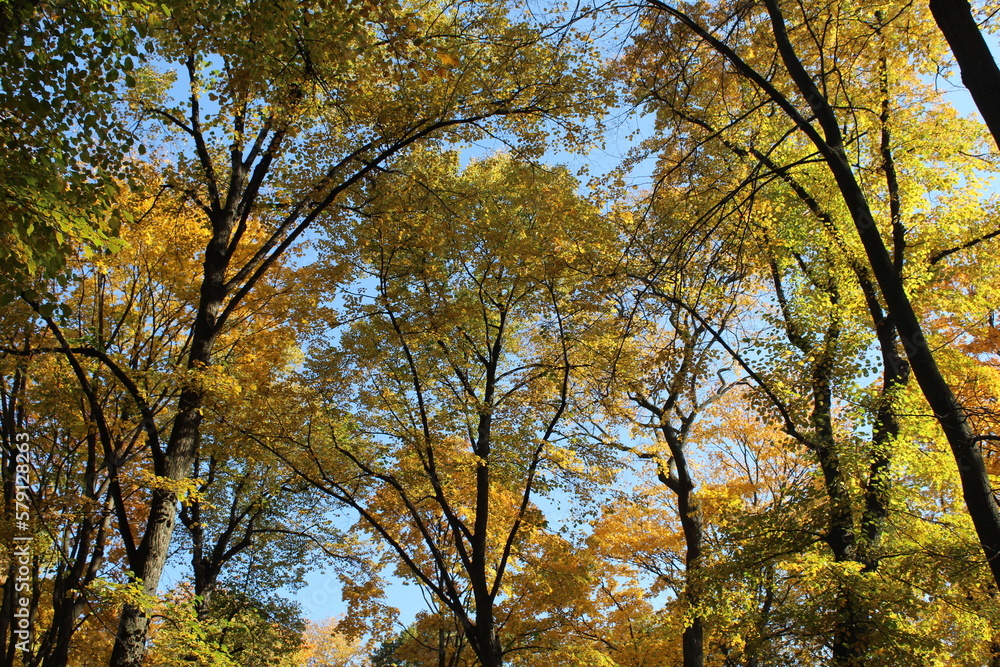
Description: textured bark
108,391,208,667
467,623,503,667
679,496,704,667
670,440,704,667
109,200,234,666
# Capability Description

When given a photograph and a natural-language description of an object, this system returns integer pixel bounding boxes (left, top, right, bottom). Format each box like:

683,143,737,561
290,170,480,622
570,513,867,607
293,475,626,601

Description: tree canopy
2,0,1000,665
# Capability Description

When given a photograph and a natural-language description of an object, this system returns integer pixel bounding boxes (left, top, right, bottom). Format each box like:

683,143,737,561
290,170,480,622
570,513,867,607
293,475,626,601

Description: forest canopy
2,0,1000,665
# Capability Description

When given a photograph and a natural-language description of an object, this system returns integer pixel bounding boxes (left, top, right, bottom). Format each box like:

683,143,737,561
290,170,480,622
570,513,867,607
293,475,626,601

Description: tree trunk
1,559,18,667
928,0,1000,151
109,392,205,667
468,623,503,667
680,502,704,667
830,590,864,667
755,0,1000,592
656,416,705,667
813,395,868,667
41,597,85,667
110,209,231,666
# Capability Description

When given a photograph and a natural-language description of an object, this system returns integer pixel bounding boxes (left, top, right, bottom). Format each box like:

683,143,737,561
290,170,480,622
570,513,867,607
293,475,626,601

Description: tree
591,237,746,667
10,0,1000,661
147,585,305,666
0,0,143,293
0,186,200,666
176,432,346,624
618,0,1000,659
300,616,372,667
250,150,617,667
0,175,337,664
0,0,606,663
631,0,1000,611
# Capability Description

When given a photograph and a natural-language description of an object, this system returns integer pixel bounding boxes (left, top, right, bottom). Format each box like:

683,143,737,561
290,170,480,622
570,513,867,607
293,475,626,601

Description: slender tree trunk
1,366,27,667
41,597,86,667
650,411,705,667
1,560,17,667
742,0,1000,592
1,484,17,667
849,129,1000,586
193,581,215,624
466,375,504,667
679,492,704,667
813,398,868,667
467,499,504,667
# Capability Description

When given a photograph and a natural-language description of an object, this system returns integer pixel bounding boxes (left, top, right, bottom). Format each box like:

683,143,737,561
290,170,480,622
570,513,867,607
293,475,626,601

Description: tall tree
635,0,1000,601
18,1,607,663
596,236,747,667
249,151,617,667
0,175,339,664
0,190,202,666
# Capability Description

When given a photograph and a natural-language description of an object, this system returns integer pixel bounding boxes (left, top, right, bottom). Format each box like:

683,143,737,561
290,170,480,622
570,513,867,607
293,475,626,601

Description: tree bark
637,393,706,667
41,597,86,667
669,440,704,667
687,0,1000,594
928,0,1000,151
108,392,207,667
468,622,503,667
679,496,704,667
109,206,233,666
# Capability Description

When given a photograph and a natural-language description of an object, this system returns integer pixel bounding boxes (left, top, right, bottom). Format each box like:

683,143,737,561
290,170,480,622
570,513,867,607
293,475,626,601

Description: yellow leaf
436,50,460,68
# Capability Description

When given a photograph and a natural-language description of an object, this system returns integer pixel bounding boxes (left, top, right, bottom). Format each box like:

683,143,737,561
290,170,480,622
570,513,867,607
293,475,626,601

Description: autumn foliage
2,0,1000,665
